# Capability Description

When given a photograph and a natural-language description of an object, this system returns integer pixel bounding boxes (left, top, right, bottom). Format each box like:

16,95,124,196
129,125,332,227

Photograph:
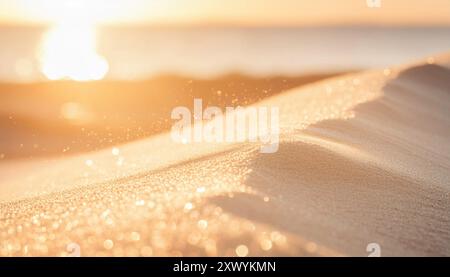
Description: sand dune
0,74,337,159
0,54,449,256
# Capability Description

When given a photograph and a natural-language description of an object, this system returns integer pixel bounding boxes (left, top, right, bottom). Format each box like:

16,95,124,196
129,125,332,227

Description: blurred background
1,0,450,159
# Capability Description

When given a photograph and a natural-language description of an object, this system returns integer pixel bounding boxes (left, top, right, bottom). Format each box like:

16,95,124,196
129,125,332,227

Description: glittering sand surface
1,55,450,257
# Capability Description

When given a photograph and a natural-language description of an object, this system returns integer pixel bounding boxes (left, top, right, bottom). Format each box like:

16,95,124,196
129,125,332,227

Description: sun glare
39,22,109,81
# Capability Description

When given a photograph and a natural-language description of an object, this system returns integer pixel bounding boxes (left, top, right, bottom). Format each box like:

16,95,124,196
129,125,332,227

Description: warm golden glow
39,21,109,81
1,0,450,26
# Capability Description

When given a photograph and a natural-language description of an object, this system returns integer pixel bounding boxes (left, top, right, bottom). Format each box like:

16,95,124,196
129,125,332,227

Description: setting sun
39,21,109,81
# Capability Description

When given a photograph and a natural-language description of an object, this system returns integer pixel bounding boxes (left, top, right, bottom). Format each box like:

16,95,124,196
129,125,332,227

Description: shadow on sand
207,64,450,256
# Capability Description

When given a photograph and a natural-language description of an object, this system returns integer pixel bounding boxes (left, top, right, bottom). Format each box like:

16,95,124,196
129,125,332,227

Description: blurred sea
1,26,450,81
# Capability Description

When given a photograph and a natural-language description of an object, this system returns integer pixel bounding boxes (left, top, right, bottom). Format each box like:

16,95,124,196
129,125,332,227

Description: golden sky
0,0,450,26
